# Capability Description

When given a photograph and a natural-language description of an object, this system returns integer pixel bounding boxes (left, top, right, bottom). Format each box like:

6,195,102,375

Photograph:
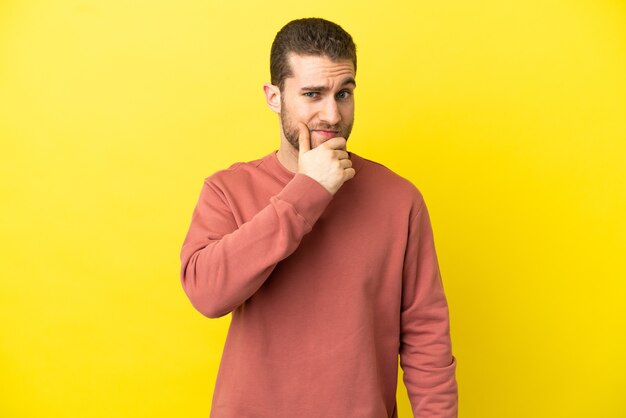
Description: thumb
298,122,311,154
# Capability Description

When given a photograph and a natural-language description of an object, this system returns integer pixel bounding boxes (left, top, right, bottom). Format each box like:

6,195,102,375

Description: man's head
264,18,357,150
270,18,357,92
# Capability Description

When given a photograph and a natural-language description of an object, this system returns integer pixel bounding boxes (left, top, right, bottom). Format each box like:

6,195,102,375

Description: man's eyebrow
300,78,357,92
342,77,357,88
301,85,329,92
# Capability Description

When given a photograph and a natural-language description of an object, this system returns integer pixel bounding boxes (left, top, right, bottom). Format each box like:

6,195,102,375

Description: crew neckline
264,151,295,184
263,150,364,185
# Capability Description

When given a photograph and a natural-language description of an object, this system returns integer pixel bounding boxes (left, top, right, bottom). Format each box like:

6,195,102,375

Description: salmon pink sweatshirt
180,151,458,418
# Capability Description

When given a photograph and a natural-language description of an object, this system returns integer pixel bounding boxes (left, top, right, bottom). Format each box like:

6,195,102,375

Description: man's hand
297,122,356,195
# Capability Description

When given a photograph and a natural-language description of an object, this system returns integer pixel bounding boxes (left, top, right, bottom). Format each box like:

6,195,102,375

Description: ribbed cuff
275,173,333,229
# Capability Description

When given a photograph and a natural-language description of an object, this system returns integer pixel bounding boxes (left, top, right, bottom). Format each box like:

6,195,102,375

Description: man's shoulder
353,153,424,201
204,153,273,186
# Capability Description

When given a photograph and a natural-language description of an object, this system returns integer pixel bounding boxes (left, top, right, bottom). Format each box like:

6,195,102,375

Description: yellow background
1,0,625,417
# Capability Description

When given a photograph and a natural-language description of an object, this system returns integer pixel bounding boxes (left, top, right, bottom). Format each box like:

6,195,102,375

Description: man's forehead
286,53,355,82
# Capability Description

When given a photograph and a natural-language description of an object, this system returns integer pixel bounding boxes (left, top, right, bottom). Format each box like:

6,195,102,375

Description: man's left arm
399,198,458,418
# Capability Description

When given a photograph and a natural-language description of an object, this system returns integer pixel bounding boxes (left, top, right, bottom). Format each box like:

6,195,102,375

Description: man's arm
180,173,332,318
180,123,355,318
399,199,458,417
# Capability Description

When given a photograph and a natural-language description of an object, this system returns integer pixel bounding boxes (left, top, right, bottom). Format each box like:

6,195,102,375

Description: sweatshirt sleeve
399,199,458,417
180,173,333,318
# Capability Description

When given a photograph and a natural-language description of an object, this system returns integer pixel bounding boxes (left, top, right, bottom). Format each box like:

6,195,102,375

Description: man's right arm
180,172,333,318
180,123,355,318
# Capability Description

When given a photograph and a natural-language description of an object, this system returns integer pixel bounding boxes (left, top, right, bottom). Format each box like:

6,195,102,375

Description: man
180,17,458,418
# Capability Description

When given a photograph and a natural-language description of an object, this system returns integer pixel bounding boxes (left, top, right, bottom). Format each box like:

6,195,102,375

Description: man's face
279,54,356,150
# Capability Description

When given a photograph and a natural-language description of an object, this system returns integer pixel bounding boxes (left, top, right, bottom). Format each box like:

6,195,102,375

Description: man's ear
263,83,281,113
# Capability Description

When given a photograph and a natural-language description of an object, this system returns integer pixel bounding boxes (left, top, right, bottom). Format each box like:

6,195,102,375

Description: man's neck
276,141,299,173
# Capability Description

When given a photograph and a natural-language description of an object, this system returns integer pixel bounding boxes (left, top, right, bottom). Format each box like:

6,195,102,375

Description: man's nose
318,98,341,126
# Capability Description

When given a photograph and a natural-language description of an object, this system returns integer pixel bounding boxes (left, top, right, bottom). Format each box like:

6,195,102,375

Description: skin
263,53,357,195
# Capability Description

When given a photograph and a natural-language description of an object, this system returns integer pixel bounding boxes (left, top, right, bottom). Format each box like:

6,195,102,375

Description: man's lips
313,130,339,140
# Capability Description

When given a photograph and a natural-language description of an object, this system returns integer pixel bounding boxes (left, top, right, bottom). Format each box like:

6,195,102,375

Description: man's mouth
313,130,340,139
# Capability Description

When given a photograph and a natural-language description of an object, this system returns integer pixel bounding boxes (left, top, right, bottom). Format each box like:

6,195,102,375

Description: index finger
298,122,311,154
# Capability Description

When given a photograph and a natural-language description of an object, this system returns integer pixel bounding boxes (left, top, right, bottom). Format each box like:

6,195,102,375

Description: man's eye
336,91,351,99
304,92,318,98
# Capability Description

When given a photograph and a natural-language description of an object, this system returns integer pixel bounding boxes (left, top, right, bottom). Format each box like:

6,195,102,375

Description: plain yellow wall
1,1,625,417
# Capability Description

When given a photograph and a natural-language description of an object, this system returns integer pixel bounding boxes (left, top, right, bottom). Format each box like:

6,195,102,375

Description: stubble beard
280,97,353,151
